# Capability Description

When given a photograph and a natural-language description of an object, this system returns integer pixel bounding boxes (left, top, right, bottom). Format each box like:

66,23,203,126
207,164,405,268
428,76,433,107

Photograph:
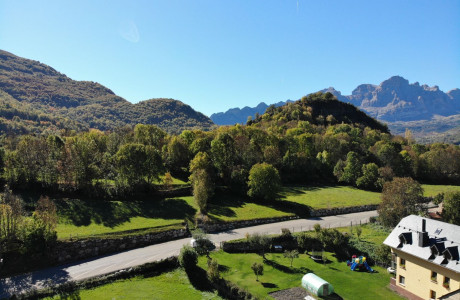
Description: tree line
0,95,458,203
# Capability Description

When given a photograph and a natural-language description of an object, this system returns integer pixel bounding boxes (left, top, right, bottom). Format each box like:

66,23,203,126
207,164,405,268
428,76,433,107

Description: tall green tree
190,152,214,214
442,192,460,225
116,143,163,186
356,163,379,190
134,124,166,149
247,163,281,201
211,132,236,183
339,151,362,185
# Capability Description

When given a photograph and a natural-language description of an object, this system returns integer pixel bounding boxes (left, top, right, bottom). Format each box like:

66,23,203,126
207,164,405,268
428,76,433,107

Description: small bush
207,259,220,282
178,245,198,270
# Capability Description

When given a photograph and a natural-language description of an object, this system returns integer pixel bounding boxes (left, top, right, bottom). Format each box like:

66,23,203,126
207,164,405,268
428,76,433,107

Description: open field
280,185,381,209
198,251,401,300
42,184,460,239
207,194,293,222
55,197,197,239
48,268,222,300
421,184,460,197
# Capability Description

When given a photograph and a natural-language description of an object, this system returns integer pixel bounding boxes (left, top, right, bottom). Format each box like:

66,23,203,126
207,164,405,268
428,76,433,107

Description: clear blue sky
1,0,459,116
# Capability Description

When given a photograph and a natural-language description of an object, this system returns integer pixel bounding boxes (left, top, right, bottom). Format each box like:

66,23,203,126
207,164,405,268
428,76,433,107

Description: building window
431,271,437,282
430,290,436,300
399,275,405,286
399,258,406,269
391,253,397,269
443,276,450,289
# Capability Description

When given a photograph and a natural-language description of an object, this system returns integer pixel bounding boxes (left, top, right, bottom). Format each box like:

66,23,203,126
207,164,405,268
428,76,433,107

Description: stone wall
309,204,378,217
52,228,189,264
198,216,299,233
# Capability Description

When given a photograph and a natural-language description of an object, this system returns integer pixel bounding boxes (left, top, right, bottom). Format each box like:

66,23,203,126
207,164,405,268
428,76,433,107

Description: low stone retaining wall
53,228,189,264
198,216,299,233
309,204,378,217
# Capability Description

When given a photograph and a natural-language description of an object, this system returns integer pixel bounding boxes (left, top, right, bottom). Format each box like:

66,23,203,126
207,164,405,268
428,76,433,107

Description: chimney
418,218,429,247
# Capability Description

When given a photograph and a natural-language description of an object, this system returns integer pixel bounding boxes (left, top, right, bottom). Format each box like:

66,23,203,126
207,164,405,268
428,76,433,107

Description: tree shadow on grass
264,199,312,218
323,293,344,300
217,264,230,273
55,197,196,228
184,266,214,292
265,259,312,274
207,193,245,218
261,282,278,288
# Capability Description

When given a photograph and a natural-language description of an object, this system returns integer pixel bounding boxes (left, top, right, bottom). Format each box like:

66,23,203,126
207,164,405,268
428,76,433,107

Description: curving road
0,210,377,298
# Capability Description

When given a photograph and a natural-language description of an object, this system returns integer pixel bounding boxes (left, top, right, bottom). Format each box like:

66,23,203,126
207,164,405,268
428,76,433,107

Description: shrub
207,259,220,282
178,245,198,270
251,262,263,281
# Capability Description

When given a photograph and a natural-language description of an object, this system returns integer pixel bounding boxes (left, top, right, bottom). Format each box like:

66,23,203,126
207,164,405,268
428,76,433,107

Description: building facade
384,215,460,300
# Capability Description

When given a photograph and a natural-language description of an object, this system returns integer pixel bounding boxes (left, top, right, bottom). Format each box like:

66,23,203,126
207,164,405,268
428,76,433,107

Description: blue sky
1,0,459,116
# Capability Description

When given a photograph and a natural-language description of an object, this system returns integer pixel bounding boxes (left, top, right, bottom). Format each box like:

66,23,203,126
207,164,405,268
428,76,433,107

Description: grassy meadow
421,184,460,197
41,184,459,239
54,196,197,239
198,251,401,300
280,185,381,209
48,268,222,300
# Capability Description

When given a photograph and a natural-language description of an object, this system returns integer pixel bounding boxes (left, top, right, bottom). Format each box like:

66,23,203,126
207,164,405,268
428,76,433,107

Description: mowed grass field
50,184,458,239
55,196,197,239
198,251,402,300
280,185,381,209
421,184,460,197
48,269,222,300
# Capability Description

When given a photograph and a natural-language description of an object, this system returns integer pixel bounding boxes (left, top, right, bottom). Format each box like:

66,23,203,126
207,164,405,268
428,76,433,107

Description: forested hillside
1,92,458,200
0,50,214,134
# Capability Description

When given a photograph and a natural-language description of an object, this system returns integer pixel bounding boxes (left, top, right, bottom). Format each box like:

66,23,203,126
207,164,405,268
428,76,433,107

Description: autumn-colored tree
162,172,174,191
378,177,424,227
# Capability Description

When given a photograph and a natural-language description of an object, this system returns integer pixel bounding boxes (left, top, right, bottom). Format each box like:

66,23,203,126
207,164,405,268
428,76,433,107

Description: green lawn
49,269,222,300
335,223,391,245
55,196,197,239
207,194,293,222
48,184,460,239
54,185,385,238
281,185,381,209
199,251,401,300
421,184,460,197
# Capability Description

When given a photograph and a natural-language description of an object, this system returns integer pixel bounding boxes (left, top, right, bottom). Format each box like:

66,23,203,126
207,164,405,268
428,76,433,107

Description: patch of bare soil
269,287,309,300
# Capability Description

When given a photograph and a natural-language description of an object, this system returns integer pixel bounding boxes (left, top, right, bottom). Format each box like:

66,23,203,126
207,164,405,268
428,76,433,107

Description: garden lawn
281,186,381,209
55,196,197,239
199,251,402,300
421,184,460,197
50,269,222,300
335,223,391,245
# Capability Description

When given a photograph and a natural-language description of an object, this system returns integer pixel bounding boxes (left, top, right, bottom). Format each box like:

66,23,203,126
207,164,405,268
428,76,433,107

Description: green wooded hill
249,91,389,133
0,50,214,134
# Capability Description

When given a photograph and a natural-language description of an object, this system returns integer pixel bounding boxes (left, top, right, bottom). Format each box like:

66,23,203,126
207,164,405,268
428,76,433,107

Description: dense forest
0,50,215,134
0,92,458,199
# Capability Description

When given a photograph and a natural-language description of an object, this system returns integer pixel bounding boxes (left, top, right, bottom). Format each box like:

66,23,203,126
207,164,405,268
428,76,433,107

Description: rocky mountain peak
380,76,410,89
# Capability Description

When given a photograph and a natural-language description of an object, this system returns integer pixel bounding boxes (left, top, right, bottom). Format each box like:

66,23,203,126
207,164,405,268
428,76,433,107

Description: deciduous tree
378,177,424,227
247,163,281,201
442,192,460,225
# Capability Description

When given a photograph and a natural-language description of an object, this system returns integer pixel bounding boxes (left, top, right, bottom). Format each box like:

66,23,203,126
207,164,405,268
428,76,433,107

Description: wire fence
253,217,374,236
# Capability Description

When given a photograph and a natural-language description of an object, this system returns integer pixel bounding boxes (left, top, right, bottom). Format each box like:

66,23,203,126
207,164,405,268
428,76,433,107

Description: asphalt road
0,210,377,298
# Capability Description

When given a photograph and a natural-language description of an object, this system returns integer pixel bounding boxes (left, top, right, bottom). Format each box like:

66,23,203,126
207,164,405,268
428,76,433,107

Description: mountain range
211,76,460,125
0,50,214,134
210,76,460,144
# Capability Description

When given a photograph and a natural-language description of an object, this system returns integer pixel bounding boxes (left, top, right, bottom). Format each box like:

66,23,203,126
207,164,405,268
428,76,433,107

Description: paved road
0,210,377,298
